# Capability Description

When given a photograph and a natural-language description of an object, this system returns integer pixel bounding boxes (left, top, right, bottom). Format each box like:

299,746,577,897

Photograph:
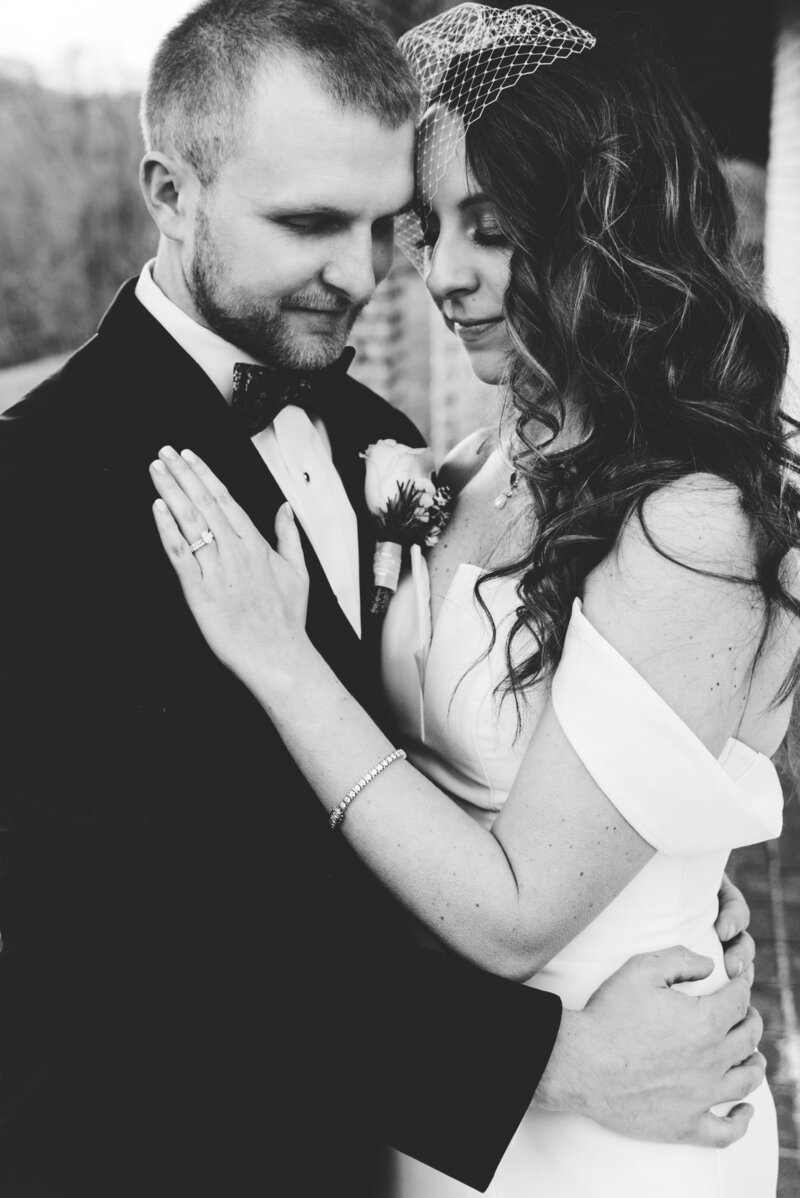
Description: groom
0,2,764,1195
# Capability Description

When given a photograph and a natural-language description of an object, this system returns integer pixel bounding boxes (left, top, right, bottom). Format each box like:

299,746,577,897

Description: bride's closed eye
470,214,510,248
415,207,510,252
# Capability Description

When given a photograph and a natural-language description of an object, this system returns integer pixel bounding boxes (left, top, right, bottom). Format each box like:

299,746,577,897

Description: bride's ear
139,151,198,242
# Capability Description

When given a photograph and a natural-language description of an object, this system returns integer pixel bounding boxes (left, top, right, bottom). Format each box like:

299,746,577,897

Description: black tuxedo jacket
0,280,561,1196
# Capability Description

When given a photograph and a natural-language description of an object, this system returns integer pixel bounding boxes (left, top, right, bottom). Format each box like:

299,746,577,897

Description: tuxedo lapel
94,281,366,684
325,409,375,629
97,280,286,540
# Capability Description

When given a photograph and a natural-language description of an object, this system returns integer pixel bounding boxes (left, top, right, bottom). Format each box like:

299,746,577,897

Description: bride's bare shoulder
594,472,757,582
635,473,755,567
584,472,765,650
436,427,496,497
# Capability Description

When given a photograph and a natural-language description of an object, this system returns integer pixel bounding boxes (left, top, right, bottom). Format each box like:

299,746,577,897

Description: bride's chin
463,345,506,387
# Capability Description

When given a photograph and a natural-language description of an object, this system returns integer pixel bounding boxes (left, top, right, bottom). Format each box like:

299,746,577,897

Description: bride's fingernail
154,498,168,513
181,448,198,463
159,445,178,460
150,459,167,474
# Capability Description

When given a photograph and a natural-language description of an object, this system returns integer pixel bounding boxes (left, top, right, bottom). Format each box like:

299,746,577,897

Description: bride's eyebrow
458,193,492,212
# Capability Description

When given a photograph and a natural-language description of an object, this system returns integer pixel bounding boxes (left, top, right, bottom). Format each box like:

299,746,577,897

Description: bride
148,6,798,1195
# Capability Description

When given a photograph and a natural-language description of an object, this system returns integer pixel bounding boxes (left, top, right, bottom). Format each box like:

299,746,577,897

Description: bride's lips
446,315,504,344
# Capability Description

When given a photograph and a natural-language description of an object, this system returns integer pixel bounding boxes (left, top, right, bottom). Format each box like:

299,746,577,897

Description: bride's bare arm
150,450,788,981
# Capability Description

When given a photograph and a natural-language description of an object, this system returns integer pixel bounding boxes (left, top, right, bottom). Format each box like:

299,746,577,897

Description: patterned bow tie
230,347,356,437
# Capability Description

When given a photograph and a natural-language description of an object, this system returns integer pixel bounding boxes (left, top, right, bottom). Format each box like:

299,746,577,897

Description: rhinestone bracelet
329,749,407,831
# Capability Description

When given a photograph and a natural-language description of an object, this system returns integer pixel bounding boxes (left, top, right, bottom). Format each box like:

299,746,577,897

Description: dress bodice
382,556,537,829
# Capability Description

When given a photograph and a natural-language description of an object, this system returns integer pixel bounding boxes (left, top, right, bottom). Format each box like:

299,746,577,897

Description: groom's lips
284,306,355,331
286,304,353,316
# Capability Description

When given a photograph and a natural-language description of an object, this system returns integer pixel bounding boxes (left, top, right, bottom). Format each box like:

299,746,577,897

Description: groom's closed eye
273,214,347,235
271,215,400,249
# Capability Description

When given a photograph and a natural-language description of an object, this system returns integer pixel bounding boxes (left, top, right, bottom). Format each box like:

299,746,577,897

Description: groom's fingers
717,1051,767,1104
631,945,715,988
723,930,755,982
716,874,750,944
724,1007,764,1067
697,976,753,1056
695,1103,754,1148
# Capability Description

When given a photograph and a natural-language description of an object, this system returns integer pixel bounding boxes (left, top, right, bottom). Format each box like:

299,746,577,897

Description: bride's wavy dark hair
435,32,800,706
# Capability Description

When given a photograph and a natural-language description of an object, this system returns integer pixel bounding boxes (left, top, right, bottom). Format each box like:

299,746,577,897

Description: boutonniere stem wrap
362,440,452,615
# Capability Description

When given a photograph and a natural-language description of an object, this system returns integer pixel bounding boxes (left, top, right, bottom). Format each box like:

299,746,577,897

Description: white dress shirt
135,262,362,636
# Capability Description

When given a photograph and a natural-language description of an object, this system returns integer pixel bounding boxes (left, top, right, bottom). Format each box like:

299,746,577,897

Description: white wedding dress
380,552,781,1197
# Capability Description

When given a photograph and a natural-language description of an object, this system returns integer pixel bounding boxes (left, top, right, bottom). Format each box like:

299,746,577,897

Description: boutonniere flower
362,439,452,615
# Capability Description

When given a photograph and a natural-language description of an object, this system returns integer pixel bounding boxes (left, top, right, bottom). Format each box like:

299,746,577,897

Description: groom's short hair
141,0,419,186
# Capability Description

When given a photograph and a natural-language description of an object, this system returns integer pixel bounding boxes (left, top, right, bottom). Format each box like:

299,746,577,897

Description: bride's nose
425,232,479,305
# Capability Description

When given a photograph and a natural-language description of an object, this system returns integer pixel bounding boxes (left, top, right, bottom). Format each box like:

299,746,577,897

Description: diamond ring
188,528,215,554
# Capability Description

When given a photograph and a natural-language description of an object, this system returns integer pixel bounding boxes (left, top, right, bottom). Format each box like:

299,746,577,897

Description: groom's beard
188,204,364,371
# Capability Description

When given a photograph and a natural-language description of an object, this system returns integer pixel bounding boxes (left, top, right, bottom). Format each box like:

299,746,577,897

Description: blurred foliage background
0,79,154,367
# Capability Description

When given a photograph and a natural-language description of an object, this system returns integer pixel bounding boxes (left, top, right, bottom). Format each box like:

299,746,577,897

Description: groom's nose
321,228,383,307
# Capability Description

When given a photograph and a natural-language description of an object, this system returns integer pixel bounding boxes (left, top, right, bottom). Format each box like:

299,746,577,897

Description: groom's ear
139,152,198,242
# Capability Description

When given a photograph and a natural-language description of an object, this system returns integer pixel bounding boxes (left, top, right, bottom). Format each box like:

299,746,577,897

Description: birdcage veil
395,4,596,270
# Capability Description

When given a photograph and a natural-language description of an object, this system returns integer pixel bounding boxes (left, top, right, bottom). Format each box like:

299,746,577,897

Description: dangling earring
494,470,519,509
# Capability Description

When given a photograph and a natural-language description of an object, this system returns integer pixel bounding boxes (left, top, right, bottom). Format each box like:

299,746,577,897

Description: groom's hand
716,873,755,985
534,946,764,1147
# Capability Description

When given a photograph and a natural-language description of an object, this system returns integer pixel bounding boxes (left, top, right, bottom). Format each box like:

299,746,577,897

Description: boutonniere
362,440,452,615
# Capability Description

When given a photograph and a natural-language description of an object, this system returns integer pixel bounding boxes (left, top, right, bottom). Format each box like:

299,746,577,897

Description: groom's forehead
239,58,415,161
229,73,416,213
